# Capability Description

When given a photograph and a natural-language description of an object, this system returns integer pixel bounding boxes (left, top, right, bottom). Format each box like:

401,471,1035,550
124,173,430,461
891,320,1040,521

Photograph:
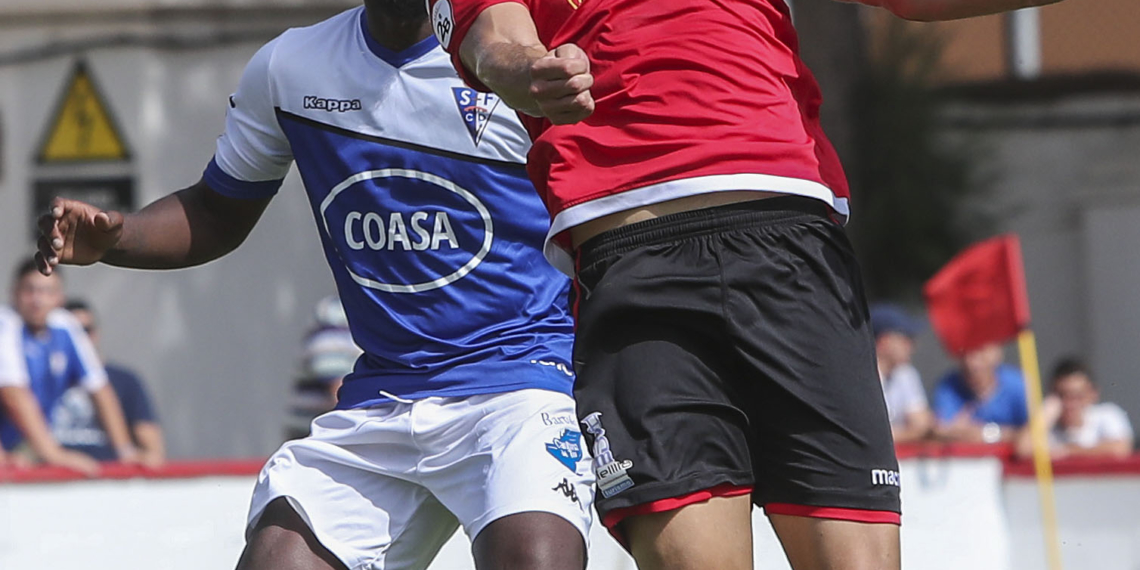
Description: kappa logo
582,412,635,498
545,429,584,472
552,478,581,506
452,88,501,146
304,96,362,113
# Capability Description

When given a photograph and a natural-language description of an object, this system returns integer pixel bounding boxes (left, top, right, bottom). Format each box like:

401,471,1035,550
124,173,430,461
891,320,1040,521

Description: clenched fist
529,44,595,125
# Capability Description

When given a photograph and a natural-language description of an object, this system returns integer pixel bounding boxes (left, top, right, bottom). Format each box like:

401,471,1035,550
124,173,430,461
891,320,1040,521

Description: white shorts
247,389,595,570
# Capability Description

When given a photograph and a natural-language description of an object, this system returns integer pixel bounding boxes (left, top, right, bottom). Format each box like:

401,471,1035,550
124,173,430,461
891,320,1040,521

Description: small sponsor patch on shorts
545,429,584,472
582,412,636,497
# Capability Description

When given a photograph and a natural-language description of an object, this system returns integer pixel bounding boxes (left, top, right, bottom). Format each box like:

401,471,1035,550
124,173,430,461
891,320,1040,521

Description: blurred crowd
2,250,1132,474
0,257,165,474
873,304,1135,458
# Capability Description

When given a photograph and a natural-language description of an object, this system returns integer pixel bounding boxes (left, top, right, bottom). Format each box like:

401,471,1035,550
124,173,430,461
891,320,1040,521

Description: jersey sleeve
0,310,30,389
1097,403,1134,442
427,0,530,92
931,374,965,422
49,310,108,393
204,36,294,200
895,365,929,414
1006,367,1029,426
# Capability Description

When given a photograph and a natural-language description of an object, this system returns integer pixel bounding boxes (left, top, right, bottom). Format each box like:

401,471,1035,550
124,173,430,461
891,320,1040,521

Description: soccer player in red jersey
428,0,1064,569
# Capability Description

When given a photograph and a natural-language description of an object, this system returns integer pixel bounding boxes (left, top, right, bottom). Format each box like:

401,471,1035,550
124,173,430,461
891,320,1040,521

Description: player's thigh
621,494,753,570
423,389,593,564
238,497,344,570
769,514,900,570
248,409,460,570
471,511,586,570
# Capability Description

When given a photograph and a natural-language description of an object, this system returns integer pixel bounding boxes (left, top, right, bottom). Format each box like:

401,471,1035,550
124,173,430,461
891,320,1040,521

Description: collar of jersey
359,10,439,68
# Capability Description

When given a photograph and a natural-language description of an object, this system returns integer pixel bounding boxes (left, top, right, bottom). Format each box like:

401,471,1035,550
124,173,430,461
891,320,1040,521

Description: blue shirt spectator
0,307,107,450
934,363,1029,427
933,343,1028,444
0,260,136,475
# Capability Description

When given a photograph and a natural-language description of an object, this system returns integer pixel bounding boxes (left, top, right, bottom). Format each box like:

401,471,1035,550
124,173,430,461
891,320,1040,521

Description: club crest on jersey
546,429,584,472
452,88,501,146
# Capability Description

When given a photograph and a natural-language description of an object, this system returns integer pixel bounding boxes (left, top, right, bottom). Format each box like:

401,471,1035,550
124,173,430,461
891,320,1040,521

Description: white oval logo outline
319,168,494,294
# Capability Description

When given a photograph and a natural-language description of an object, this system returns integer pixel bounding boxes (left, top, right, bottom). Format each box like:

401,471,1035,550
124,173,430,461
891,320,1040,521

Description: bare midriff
569,190,782,248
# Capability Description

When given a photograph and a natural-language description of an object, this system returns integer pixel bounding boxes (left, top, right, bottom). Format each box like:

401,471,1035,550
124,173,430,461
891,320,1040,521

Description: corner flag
922,234,1031,355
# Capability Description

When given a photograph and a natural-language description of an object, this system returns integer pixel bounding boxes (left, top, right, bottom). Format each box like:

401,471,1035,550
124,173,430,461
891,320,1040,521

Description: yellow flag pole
1017,329,1063,570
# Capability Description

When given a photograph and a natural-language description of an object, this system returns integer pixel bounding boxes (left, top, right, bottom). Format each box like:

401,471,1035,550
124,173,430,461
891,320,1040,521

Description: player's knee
473,512,586,570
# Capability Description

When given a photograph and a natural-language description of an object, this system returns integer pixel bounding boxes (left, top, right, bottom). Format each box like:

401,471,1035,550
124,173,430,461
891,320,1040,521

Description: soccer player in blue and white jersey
34,3,592,570
0,259,137,476
35,2,592,569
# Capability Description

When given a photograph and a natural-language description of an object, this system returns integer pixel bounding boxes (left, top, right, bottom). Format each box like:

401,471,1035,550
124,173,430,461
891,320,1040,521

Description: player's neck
362,5,432,53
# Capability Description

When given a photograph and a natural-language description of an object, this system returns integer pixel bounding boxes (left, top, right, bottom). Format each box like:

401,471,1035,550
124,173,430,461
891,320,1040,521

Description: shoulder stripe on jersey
274,109,527,170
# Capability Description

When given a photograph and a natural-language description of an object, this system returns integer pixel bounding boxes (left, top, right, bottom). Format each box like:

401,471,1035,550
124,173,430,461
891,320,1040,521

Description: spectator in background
933,343,1028,444
285,296,362,440
871,304,934,443
1016,357,1134,459
0,258,136,475
56,299,165,467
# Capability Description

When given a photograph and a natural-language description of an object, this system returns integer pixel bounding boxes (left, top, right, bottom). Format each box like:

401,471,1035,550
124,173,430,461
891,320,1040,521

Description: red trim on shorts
764,503,901,525
601,483,753,531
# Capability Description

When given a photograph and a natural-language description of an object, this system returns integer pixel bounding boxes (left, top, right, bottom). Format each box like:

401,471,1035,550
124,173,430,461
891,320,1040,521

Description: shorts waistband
577,195,830,269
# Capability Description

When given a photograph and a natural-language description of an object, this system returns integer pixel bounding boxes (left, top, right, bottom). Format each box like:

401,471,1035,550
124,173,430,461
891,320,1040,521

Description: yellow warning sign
37,61,130,163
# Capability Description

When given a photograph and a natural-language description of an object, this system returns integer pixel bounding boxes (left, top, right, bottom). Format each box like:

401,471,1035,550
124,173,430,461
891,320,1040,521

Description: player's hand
36,197,125,275
529,44,595,125
42,448,101,477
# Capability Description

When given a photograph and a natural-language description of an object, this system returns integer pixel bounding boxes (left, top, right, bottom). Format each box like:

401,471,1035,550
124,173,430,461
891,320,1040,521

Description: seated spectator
285,296,362,440
0,259,137,475
52,299,166,468
1017,357,1134,459
871,303,933,443
933,343,1028,444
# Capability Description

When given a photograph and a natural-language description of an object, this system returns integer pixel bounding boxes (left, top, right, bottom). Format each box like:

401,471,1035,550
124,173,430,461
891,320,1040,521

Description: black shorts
570,196,901,534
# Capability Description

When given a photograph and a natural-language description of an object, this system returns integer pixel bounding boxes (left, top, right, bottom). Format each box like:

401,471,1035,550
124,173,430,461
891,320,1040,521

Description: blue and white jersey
0,308,108,450
204,7,574,409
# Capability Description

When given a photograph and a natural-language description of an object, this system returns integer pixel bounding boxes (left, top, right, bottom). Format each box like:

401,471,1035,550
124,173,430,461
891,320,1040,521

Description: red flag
923,234,1031,355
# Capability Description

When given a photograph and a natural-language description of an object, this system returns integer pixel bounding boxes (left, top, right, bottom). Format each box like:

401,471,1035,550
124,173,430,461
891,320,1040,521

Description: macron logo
871,469,901,487
304,96,362,113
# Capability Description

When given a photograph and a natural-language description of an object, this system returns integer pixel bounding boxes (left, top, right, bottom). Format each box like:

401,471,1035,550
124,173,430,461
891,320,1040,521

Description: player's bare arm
0,386,100,476
844,0,1063,22
37,180,271,273
459,3,594,124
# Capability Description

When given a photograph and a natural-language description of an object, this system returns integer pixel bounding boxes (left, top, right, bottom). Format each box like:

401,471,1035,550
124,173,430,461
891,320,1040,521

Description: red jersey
431,0,851,273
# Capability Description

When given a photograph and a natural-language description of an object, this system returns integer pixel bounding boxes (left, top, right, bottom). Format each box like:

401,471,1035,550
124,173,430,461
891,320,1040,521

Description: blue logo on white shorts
545,429,584,472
